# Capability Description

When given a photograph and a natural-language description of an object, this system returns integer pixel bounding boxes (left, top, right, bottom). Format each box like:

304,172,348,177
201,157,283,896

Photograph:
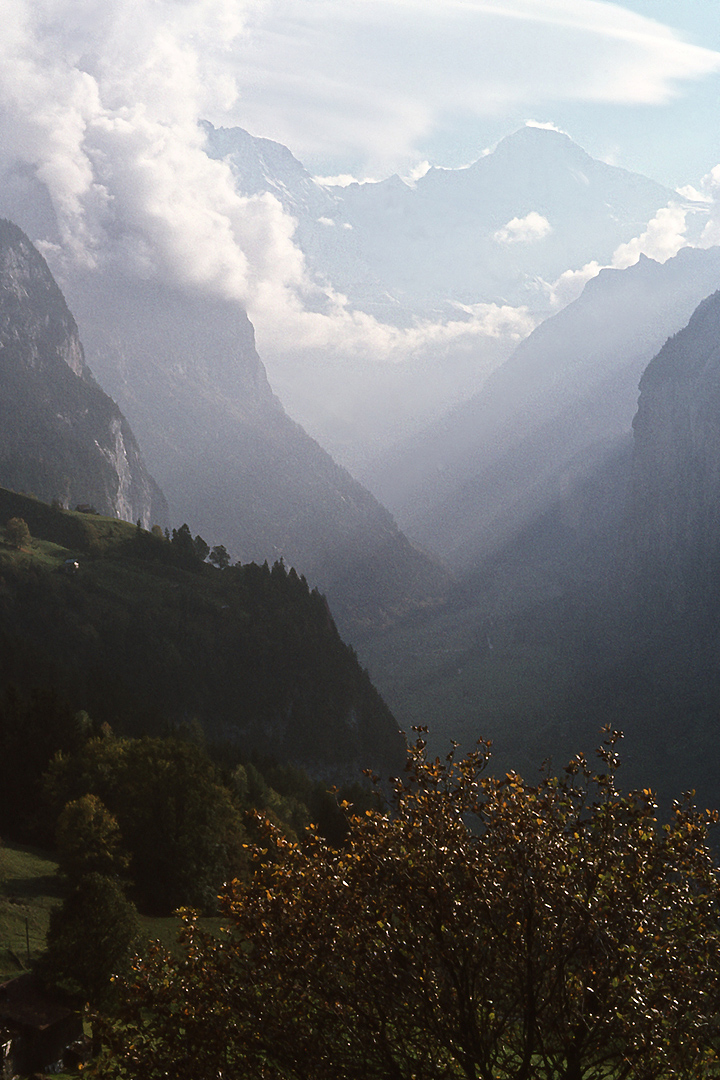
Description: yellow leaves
93,733,720,1080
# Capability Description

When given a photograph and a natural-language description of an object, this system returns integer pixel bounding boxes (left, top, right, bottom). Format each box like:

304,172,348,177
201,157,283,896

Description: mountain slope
0,220,166,526
628,287,720,603
61,266,450,634
359,287,720,811
199,123,678,468
337,124,674,309
0,487,403,780
206,122,674,317
366,245,720,567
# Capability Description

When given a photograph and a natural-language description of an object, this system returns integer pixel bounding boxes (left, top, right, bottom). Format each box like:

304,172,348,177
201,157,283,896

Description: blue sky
223,0,720,188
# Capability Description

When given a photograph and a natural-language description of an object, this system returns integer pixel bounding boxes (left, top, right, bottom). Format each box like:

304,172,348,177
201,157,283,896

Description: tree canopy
46,733,247,913
5,515,30,549
90,729,720,1079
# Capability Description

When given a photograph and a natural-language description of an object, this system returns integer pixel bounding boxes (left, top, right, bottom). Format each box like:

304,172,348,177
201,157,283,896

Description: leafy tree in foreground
90,730,720,1079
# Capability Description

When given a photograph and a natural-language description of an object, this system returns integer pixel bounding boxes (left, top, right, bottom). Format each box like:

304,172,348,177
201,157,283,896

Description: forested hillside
0,488,402,804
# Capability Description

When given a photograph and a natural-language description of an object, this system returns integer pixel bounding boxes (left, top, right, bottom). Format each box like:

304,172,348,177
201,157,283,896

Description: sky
2,0,720,396
223,0,720,187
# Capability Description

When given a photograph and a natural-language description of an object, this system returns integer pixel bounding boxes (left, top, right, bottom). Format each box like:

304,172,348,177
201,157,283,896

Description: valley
2,3,720,1071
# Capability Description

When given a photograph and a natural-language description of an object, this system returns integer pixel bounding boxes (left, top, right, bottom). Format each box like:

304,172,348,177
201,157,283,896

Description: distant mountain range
59,265,450,634
0,220,449,635
205,121,675,316
201,122,683,467
359,277,720,812
2,119,720,804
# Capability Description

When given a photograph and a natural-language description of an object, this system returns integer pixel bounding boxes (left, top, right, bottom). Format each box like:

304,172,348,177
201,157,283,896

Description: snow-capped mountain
202,122,682,468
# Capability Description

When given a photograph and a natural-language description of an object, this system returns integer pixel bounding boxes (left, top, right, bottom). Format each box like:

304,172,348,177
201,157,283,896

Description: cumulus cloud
524,120,568,133
314,174,364,188
541,201,690,307
494,211,552,244
2,0,714,390
672,164,720,248
611,204,688,269
0,0,541,376
254,289,538,364
0,0,304,311
544,261,604,309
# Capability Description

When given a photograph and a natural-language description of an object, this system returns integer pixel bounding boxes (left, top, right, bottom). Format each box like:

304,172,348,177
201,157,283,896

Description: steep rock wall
0,220,167,526
628,289,720,607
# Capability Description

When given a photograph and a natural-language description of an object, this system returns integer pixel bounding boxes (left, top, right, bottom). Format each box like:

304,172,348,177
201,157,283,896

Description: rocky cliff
0,221,167,525
628,289,720,608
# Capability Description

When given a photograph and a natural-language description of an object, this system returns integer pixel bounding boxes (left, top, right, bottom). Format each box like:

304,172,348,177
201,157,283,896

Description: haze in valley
3,0,720,804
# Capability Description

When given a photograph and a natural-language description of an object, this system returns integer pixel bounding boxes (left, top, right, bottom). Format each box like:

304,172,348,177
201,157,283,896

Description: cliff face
0,220,167,526
628,289,720,605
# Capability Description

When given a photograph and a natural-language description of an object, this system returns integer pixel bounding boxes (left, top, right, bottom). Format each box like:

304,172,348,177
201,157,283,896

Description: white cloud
0,0,542,382
611,204,688,269
541,201,690,307
253,288,538,363
671,164,720,248
676,184,712,204
314,174,363,188
543,261,604,308
525,120,569,134
0,0,714,395
403,160,431,186
227,0,720,177
494,211,552,244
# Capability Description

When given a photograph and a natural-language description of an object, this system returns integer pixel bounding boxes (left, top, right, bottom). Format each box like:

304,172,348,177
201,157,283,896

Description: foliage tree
41,871,138,1007
0,686,80,843
193,533,210,563
169,523,205,570
5,516,30,549
56,793,129,884
46,734,247,913
90,730,720,1080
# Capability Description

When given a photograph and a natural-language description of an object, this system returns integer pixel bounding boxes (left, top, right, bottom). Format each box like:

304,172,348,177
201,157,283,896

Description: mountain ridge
363,244,720,568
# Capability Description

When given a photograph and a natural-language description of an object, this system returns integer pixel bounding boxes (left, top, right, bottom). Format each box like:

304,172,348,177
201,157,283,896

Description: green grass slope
0,842,62,980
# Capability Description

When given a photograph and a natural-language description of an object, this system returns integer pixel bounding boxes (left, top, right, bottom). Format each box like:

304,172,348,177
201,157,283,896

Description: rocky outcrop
0,220,167,525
